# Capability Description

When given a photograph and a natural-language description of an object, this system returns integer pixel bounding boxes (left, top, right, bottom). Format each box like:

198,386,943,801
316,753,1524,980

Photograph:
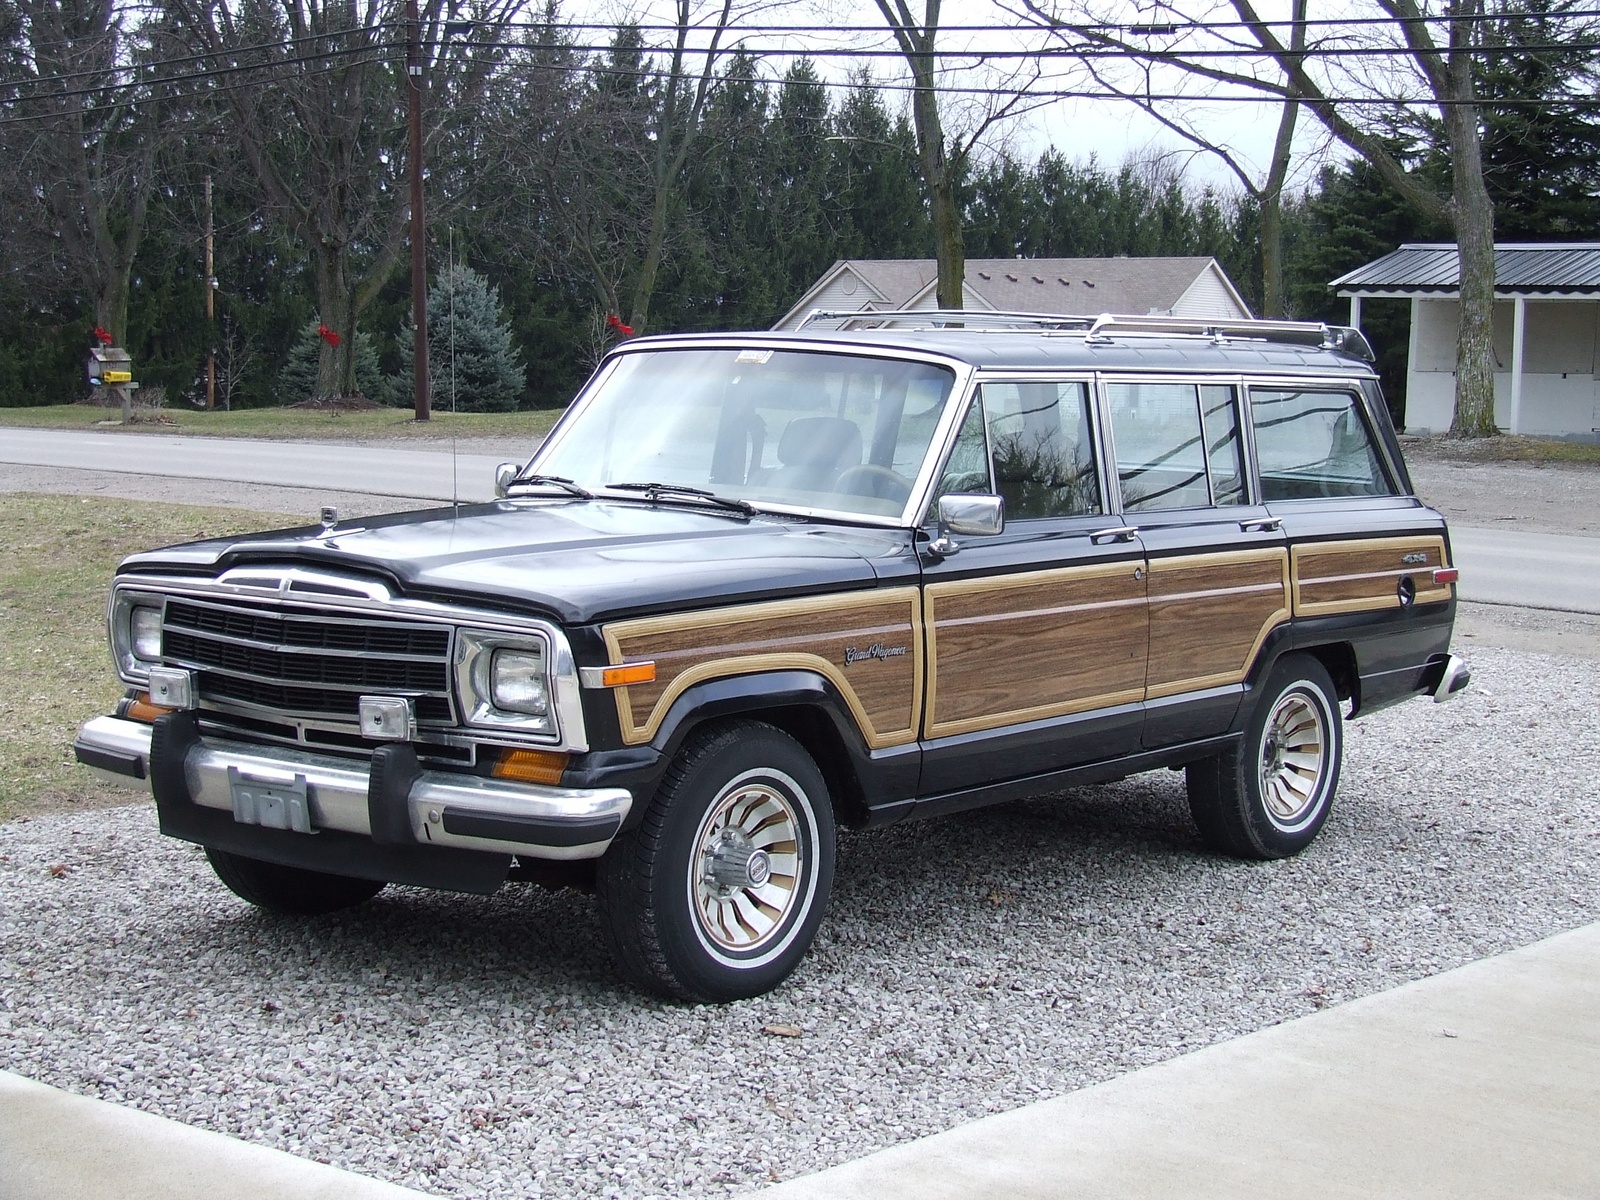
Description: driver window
935,381,1101,520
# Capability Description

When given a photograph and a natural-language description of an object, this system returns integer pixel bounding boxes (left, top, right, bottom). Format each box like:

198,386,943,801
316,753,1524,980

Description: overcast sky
567,0,1347,192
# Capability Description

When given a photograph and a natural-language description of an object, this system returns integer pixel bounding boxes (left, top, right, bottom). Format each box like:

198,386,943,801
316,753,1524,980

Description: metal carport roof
1331,243,1600,295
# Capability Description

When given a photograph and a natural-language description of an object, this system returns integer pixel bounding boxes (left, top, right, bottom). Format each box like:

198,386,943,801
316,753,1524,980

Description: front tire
204,848,386,914
1187,653,1343,860
596,721,836,1002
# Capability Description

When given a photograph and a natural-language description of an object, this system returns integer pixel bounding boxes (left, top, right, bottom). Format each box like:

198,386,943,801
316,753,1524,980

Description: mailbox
87,346,133,387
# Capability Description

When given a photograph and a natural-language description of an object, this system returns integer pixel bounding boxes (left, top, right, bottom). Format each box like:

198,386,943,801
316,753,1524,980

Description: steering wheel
834,464,914,506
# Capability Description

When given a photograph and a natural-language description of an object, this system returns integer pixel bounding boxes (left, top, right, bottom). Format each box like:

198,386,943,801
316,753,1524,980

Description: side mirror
931,493,1003,556
494,462,520,498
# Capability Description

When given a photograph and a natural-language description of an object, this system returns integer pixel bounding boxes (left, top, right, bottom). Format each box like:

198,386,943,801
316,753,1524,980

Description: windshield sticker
734,349,774,364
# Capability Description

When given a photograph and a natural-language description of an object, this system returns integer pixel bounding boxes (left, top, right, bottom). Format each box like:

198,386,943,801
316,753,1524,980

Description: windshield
532,347,958,519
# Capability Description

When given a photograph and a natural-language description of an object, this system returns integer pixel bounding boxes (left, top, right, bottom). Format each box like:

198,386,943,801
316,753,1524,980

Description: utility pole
406,0,430,422
205,174,216,410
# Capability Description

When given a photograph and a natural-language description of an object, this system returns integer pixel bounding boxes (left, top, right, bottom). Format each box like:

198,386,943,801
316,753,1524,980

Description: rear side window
935,381,1101,520
1251,389,1395,501
1108,382,1245,512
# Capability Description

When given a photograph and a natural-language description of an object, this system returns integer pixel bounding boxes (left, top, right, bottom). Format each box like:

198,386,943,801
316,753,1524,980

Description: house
1332,243,1600,439
773,257,1253,331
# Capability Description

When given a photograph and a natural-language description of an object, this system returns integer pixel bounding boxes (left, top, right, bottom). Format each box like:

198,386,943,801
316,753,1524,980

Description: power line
3,21,1598,127
8,3,1600,93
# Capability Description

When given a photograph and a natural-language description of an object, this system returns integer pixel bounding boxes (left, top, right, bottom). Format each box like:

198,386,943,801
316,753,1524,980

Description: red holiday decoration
317,324,342,348
605,313,634,337
92,326,113,345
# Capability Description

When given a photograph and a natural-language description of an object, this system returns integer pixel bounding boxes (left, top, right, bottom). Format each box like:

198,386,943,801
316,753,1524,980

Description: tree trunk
312,248,353,401
94,269,131,348
910,80,963,309
1446,103,1498,437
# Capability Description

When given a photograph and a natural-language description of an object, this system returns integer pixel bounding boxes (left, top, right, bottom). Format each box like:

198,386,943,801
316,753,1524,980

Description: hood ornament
319,505,339,534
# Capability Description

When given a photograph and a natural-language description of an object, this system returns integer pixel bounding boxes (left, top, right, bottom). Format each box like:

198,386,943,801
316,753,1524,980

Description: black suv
77,312,1469,1001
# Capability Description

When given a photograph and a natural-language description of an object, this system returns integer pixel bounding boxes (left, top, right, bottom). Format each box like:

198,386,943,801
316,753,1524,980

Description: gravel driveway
3,645,1596,1199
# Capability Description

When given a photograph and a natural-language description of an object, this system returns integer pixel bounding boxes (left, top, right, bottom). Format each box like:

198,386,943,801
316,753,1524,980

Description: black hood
117,498,916,624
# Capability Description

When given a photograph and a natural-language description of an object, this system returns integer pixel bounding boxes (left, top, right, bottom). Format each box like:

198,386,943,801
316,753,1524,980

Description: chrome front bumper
75,715,632,861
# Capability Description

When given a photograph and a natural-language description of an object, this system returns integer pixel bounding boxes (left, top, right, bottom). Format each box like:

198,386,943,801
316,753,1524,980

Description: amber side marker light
123,693,173,723
492,748,570,785
602,662,656,687
1434,568,1460,585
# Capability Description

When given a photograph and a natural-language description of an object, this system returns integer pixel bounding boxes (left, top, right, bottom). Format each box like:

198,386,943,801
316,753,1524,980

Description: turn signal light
1433,567,1460,585
601,662,656,687
492,748,569,785
123,693,172,723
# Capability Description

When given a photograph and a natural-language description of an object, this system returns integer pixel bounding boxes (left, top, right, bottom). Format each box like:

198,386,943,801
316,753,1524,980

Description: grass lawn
0,493,279,822
1402,433,1600,466
0,403,562,442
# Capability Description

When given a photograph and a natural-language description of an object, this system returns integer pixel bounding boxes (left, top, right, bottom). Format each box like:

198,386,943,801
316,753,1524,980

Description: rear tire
596,720,835,1002
1187,653,1343,860
204,848,386,914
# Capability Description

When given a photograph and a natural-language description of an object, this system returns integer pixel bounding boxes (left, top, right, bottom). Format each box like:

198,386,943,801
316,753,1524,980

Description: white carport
1331,243,1600,438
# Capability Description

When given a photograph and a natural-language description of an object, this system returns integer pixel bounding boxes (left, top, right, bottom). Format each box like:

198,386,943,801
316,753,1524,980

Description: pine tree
279,321,391,406
401,264,525,412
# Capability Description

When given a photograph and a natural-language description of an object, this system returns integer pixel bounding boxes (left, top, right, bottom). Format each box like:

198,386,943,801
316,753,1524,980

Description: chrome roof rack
1083,313,1375,361
795,307,1375,361
798,308,1096,332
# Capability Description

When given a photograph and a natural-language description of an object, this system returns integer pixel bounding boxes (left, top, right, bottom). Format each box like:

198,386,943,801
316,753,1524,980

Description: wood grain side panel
925,563,1146,739
602,589,922,748
1145,549,1291,699
1293,536,1452,617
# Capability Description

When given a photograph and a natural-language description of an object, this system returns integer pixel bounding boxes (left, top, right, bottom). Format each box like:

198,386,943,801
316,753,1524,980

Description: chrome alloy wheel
1257,688,1329,832
689,769,809,961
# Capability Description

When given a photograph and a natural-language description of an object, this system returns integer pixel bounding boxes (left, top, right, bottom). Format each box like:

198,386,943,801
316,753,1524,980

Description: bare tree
487,1,737,334
1067,0,1311,316
870,0,1043,309
4,0,163,345
161,0,518,401
1017,0,1539,436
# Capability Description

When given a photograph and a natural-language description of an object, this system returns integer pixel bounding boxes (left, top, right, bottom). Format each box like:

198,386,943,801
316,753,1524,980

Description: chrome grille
160,597,455,726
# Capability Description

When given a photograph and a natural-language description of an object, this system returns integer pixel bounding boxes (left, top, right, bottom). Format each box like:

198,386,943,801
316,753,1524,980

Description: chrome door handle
1090,525,1139,544
1239,517,1282,533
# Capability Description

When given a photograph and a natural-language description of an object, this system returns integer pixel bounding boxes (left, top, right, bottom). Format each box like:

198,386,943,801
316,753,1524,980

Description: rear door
1100,377,1291,748
918,377,1148,796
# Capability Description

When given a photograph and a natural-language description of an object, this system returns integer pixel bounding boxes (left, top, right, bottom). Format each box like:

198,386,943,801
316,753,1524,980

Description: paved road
3,428,1597,614
0,428,508,503
1449,525,1600,614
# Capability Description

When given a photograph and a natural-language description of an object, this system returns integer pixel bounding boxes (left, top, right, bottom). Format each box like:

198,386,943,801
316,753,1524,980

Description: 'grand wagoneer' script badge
844,643,908,667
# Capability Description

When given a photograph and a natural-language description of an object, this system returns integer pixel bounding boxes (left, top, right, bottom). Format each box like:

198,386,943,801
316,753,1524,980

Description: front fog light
131,605,163,661
491,649,548,714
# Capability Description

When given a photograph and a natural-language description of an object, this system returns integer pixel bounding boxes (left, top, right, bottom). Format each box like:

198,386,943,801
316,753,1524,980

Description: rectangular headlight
131,605,163,661
108,588,167,683
455,629,556,737
491,648,548,714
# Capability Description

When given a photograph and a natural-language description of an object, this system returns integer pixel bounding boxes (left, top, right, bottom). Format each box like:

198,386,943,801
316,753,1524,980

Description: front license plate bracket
227,765,314,834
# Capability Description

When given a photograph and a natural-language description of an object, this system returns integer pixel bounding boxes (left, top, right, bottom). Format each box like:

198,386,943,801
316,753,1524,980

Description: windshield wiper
604,481,757,517
508,473,593,499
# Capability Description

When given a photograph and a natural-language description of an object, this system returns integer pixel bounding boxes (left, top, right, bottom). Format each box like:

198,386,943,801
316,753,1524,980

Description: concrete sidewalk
4,923,1596,1200
0,1071,431,1200
755,920,1600,1199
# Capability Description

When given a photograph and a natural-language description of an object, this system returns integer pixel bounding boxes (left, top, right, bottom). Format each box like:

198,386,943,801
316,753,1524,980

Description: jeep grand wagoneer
76,312,1469,1001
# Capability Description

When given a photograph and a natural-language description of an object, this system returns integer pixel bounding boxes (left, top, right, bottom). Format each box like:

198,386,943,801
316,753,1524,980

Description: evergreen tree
280,321,390,406
401,264,525,413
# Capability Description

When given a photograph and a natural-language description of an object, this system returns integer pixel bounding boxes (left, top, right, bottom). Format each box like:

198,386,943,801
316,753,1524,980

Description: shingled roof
775,256,1252,329
1331,243,1600,295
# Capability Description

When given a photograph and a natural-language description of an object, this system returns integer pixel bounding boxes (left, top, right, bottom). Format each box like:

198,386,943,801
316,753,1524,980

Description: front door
918,379,1148,797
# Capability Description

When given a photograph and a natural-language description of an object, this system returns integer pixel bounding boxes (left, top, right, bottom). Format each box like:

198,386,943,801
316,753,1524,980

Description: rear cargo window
1250,389,1395,501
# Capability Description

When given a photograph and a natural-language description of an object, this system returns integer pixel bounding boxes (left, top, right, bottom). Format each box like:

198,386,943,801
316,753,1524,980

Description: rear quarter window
1250,388,1395,501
